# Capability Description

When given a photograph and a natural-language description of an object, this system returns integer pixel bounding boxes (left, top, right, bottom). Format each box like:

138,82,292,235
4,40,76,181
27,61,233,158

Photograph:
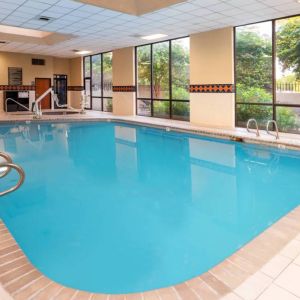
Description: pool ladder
0,152,25,196
246,119,279,140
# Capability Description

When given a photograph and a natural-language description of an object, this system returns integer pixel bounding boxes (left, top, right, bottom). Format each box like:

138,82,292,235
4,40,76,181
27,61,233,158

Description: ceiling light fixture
141,34,168,40
0,24,51,38
73,50,92,55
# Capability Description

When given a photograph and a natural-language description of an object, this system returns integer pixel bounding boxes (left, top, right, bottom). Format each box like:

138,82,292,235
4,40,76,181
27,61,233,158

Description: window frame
83,51,113,112
234,13,300,132
135,36,190,120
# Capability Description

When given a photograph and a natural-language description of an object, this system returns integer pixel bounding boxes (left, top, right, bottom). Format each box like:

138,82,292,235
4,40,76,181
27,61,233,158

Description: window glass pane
92,98,102,111
137,45,151,98
172,38,190,100
137,99,151,116
103,52,112,97
92,54,101,97
153,42,169,99
276,106,300,133
84,79,91,109
103,98,113,112
276,16,300,105
236,22,273,104
236,104,272,128
172,101,189,121
153,100,170,118
84,56,90,78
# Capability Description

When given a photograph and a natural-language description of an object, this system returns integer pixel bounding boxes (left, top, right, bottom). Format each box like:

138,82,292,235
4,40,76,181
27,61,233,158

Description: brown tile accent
0,263,34,285
72,290,93,300
91,294,108,300
13,276,51,300
0,85,35,91
32,282,63,300
174,283,200,300
53,287,77,299
189,84,235,93
142,291,160,300
0,256,28,275
68,86,85,91
201,272,231,297
0,250,24,265
108,294,126,300
0,244,20,257
158,287,180,300
112,86,136,92
186,277,219,300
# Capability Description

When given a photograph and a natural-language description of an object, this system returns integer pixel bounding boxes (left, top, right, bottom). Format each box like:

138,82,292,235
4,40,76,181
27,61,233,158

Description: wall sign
8,67,22,85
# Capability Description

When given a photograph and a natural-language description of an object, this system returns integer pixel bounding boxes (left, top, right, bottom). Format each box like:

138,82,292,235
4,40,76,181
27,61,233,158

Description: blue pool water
1,121,300,294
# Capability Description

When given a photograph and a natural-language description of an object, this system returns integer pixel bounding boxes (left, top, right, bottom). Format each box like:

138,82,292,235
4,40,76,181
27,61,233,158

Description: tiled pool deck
1,111,300,300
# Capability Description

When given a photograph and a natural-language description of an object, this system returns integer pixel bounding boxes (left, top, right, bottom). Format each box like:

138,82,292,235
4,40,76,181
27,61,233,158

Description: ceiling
0,0,299,58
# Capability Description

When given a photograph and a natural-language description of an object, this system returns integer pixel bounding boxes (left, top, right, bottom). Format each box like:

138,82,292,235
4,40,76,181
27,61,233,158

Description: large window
83,52,113,112
136,37,190,120
235,15,300,133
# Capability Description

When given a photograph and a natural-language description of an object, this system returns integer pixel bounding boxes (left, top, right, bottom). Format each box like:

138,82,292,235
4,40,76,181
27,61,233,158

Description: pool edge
1,206,300,300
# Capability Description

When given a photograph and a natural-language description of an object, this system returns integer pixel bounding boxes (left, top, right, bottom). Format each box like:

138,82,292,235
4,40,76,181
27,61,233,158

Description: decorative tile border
112,86,136,92
1,206,300,300
190,84,235,93
67,86,84,91
0,85,35,91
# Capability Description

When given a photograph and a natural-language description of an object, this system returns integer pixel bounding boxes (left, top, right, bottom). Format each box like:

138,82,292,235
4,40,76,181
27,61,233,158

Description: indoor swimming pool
1,121,300,294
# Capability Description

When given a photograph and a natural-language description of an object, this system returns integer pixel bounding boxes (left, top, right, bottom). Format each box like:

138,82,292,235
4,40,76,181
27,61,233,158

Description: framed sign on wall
8,67,22,85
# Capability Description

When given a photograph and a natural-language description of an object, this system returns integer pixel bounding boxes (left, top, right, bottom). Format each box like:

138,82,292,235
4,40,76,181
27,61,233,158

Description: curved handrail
266,120,279,140
5,98,30,112
247,118,260,137
0,152,12,178
0,163,25,196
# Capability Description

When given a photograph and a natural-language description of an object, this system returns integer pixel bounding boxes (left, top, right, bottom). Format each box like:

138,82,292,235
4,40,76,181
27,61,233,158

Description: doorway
53,74,67,108
35,78,51,109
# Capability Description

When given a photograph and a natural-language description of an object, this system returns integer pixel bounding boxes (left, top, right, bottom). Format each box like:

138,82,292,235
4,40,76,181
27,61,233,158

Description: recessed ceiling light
0,24,51,38
141,34,168,40
73,50,91,55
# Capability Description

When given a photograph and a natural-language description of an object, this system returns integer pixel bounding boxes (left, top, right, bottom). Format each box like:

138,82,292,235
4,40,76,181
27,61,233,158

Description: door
35,78,51,109
53,74,67,108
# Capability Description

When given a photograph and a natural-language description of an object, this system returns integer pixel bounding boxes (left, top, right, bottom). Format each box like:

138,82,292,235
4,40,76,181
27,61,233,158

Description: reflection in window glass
236,104,272,128
136,38,190,120
172,38,190,100
84,78,91,109
236,22,272,104
103,52,112,97
84,56,90,78
137,45,151,98
172,102,189,121
276,15,300,132
103,98,113,112
137,100,151,116
276,106,300,133
92,54,101,97
92,98,101,111
153,101,170,118
153,42,169,99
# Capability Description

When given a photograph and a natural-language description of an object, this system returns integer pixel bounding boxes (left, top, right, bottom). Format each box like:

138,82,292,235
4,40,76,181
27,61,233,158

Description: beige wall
190,27,235,128
0,51,82,110
112,47,136,115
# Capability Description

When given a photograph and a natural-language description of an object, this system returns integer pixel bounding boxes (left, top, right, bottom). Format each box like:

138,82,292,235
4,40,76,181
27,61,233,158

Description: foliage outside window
236,15,300,133
136,37,190,120
83,52,113,112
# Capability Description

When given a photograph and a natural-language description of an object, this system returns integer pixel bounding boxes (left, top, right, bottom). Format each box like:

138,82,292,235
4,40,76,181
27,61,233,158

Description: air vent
32,58,45,66
38,16,52,22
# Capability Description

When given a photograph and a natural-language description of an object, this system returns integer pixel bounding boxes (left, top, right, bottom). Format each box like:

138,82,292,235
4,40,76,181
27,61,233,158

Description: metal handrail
266,120,280,140
0,162,25,196
5,98,30,112
0,152,12,178
247,118,260,137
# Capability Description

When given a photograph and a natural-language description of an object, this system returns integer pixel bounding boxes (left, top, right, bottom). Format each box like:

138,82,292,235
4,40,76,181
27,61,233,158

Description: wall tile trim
0,85,35,91
67,86,84,91
113,86,136,92
190,84,235,93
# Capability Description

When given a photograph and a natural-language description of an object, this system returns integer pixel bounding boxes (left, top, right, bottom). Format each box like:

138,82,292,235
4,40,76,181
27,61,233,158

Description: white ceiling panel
0,0,299,57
